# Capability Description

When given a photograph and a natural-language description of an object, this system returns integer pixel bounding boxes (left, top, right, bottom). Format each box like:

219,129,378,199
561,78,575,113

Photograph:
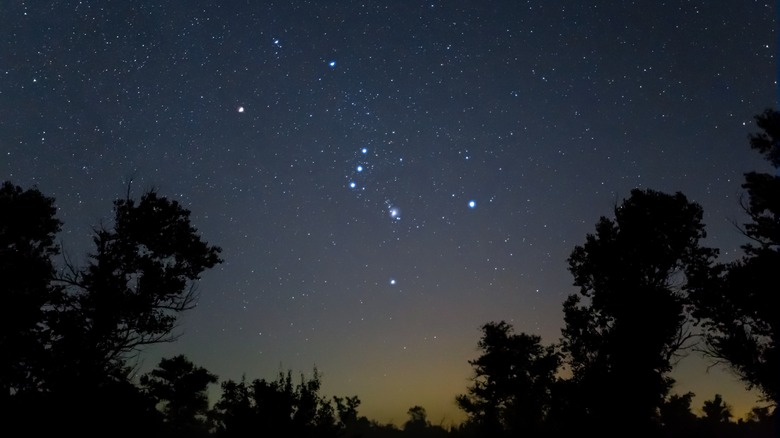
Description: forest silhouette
2,110,778,437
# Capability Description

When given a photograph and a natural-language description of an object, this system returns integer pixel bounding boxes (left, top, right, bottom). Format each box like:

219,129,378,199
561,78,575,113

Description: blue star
328,60,336,68
468,200,476,209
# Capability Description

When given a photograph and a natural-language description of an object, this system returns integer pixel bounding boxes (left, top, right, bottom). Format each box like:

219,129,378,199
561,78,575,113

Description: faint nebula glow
388,206,401,220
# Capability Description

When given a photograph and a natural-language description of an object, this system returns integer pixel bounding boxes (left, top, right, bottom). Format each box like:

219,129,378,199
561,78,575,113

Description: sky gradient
1,0,777,425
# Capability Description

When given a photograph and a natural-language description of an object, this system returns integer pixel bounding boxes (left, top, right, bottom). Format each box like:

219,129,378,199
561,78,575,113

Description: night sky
1,0,776,425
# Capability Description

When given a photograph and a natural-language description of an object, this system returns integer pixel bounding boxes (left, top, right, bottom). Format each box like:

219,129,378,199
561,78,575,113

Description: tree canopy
1,183,221,435
141,354,218,437
49,190,222,390
560,188,717,435
690,109,780,427
0,182,62,397
456,321,560,437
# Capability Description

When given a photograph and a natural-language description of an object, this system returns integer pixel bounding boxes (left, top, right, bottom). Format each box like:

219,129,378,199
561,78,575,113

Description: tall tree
1,184,220,436
50,190,222,389
560,188,716,436
0,182,220,436
0,182,62,397
140,355,218,437
690,109,780,432
456,321,560,437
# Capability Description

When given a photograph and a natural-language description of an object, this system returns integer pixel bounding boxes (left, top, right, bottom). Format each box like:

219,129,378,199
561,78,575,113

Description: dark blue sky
1,0,776,424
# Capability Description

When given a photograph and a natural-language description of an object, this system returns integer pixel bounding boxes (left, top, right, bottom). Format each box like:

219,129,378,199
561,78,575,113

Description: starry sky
1,0,777,425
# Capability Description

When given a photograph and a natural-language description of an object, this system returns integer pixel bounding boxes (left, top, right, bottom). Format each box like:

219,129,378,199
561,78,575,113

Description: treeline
92,352,779,438
1,110,777,437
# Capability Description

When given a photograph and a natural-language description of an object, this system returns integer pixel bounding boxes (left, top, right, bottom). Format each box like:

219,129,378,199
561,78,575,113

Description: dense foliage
1,186,221,435
690,109,780,407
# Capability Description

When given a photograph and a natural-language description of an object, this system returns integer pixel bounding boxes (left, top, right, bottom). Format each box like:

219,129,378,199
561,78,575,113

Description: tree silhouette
0,184,221,436
401,405,450,438
702,394,733,425
334,395,361,427
659,392,697,438
690,109,779,433
212,376,254,437
49,189,222,390
560,188,717,436
404,405,430,432
743,405,777,438
291,368,338,436
456,321,560,437
0,182,62,399
333,396,378,438
140,354,218,437
213,369,343,438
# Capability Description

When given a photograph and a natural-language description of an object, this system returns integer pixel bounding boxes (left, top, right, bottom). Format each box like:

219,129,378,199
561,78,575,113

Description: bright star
328,60,336,68
390,279,397,285
361,148,368,154
468,200,476,208
349,182,356,189
237,106,245,113
356,165,363,172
